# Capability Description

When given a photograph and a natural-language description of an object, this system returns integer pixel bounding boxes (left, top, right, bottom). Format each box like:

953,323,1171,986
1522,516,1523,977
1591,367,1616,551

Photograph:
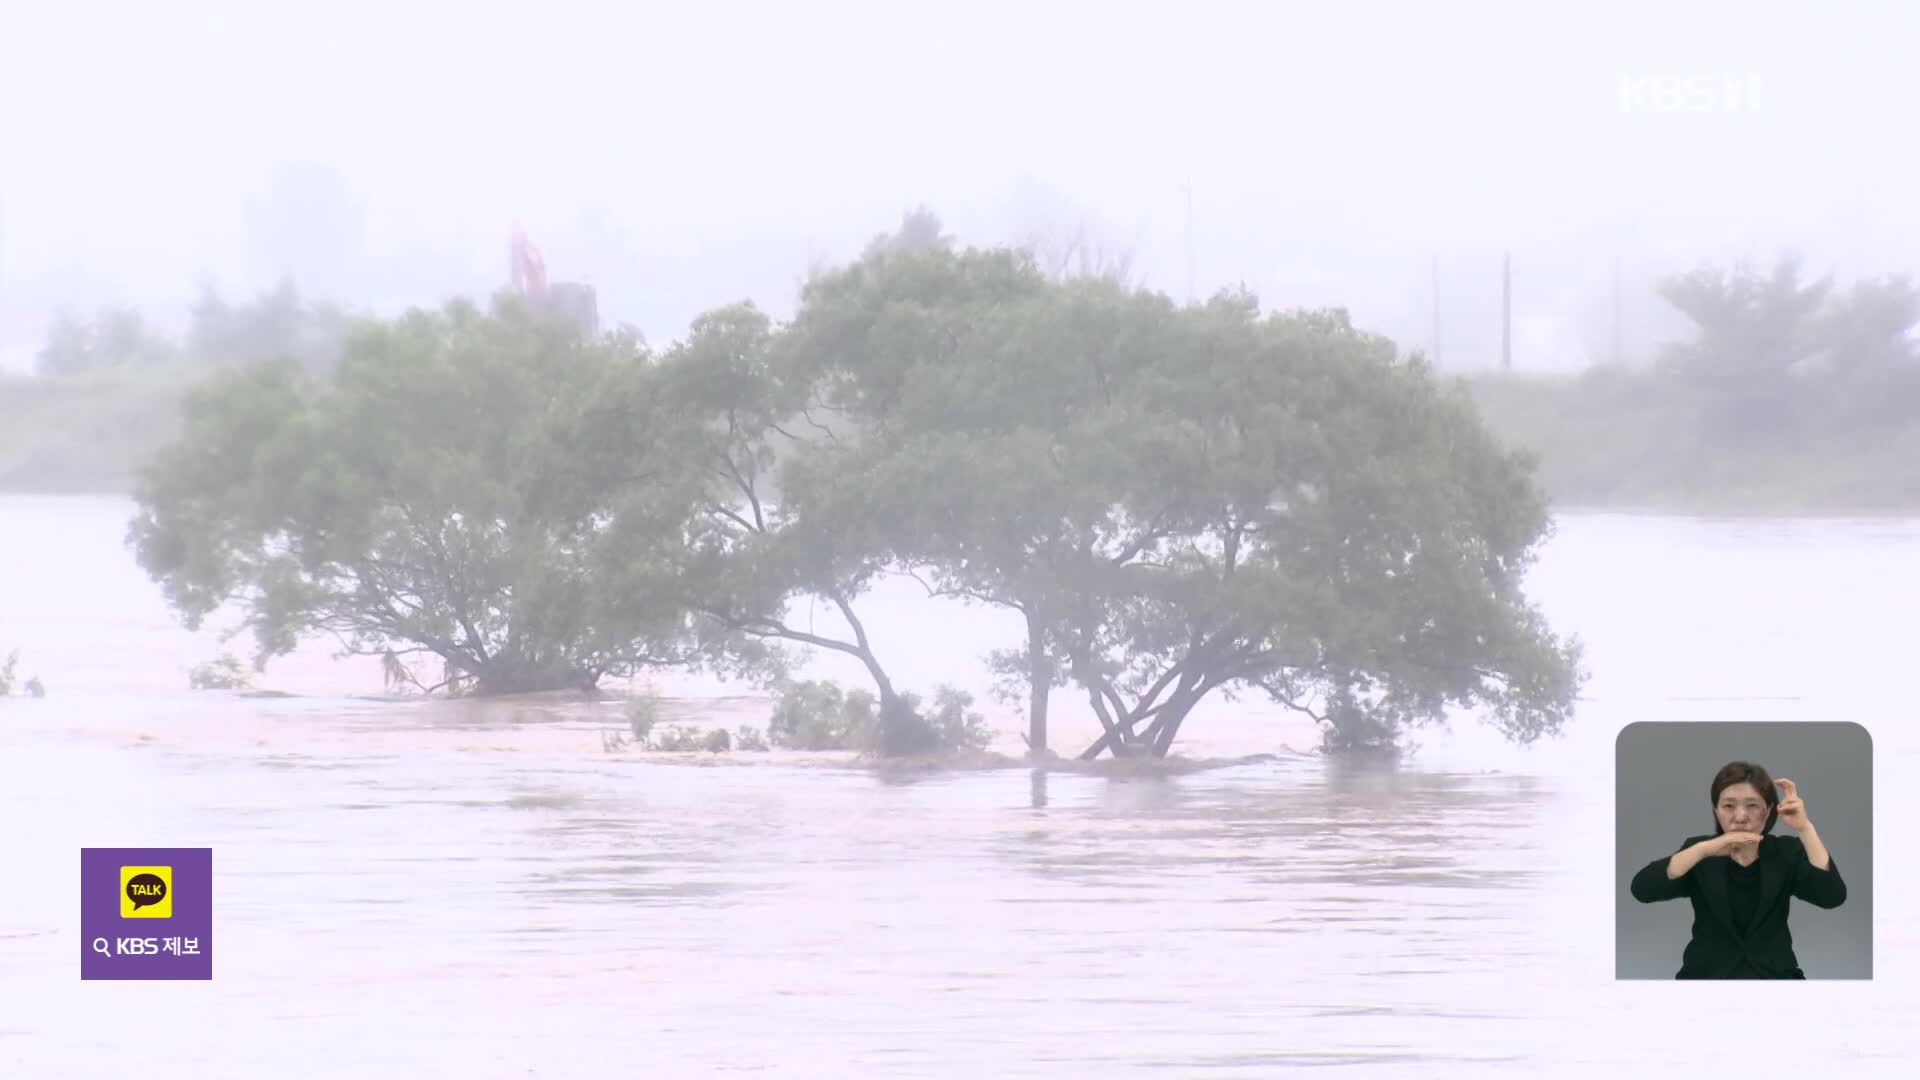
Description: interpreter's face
1716,782,1769,834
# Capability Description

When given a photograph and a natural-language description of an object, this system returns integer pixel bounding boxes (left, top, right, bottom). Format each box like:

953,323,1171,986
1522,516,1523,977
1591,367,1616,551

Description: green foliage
0,364,205,492
34,282,351,380
1316,682,1403,755
763,678,993,753
4,283,361,493
647,723,713,752
37,308,177,376
766,679,877,750
185,279,353,375
188,654,252,690
909,685,995,754
0,650,44,698
625,696,660,743
618,717,740,754
769,239,1580,759
1465,254,1920,512
863,205,953,259
127,295,765,695
616,693,767,752
104,206,1588,760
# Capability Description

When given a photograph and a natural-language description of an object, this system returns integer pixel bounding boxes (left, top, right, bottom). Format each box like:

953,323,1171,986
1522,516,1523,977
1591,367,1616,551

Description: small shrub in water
767,679,877,750
766,679,993,755
626,695,661,742
2,651,46,698
188,654,252,691
648,723,709,752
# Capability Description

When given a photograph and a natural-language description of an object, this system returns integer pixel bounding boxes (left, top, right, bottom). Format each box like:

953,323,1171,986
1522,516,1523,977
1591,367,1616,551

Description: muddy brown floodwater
3,496,1914,1077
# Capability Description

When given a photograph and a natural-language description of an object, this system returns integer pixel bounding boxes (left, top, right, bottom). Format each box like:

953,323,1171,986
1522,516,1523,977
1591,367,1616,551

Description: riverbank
8,364,1920,516
0,367,196,494
1458,369,1920,516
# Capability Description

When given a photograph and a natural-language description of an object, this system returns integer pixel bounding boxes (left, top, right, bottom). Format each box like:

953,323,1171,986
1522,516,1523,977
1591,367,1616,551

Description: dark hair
1710,760,1778,834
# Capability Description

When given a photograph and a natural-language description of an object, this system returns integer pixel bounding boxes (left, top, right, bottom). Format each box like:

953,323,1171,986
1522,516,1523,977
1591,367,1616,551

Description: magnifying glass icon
92,937,111,958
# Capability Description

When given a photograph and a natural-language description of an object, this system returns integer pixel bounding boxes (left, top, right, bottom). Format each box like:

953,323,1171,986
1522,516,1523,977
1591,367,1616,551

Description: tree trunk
874,686,942,756
860,651,940,757
1025,608,1051,757
1075,680,1208,760
1148,691,1204,757
1075,685,1141,759
470,651,599,696
1078,709,1149,759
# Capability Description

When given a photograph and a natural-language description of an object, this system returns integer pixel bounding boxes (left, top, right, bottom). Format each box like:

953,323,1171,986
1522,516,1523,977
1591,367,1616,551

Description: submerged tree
128,295,760,695
595,239,1021,754
127,210,1583,760
775,251,1156,756
1034,295,1584,758
779,238,1584,758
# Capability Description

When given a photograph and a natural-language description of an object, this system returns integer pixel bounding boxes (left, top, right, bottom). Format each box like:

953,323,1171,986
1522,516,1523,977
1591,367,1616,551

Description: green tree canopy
186,278,354,374
128,295,762,695
753,231,1583,758
128,212,1584,759
36,307,176,376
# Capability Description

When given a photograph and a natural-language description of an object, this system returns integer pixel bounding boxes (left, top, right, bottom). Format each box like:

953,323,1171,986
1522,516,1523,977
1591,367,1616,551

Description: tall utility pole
1183,179,1195,304
1431,255,1442,365
1611,255,1624,366
1501,251,1513,371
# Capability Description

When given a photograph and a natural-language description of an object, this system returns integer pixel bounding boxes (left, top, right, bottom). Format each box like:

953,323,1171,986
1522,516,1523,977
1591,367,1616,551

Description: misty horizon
5,0,1918,373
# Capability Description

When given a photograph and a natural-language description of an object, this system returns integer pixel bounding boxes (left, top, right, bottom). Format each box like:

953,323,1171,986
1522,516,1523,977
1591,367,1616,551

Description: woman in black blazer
1630,760,1846,979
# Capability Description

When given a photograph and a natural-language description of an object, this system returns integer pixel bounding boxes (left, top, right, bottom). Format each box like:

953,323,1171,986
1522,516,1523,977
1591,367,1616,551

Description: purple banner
80,847,213,980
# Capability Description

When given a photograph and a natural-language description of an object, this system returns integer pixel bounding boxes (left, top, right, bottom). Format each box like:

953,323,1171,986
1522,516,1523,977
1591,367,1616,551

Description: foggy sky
4,0,1917,373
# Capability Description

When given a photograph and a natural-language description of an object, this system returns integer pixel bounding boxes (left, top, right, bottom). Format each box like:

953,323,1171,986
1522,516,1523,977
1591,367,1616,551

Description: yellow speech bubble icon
120,865,173,918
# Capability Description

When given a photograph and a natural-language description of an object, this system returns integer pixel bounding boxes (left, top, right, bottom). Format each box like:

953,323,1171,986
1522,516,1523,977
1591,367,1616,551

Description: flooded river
2,495,1914,1076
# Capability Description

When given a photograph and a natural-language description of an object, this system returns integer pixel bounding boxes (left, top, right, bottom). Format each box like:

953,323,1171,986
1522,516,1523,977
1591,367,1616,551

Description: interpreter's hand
1706,831,1766,857
1776,778,1809,830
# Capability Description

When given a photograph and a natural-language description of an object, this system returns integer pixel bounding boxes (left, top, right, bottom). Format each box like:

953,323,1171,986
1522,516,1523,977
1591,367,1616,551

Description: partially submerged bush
1,650,45,697
648,723,711,752
188,653,251,691
626,695,660,743
1316,689,1403,756
605,684,989,756
915,685,994,754
618,694,763,753
767,679,993,754
767,679,876,750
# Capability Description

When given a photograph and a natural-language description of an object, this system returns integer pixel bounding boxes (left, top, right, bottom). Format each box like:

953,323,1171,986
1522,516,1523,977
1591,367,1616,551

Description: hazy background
6,0,1919,374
